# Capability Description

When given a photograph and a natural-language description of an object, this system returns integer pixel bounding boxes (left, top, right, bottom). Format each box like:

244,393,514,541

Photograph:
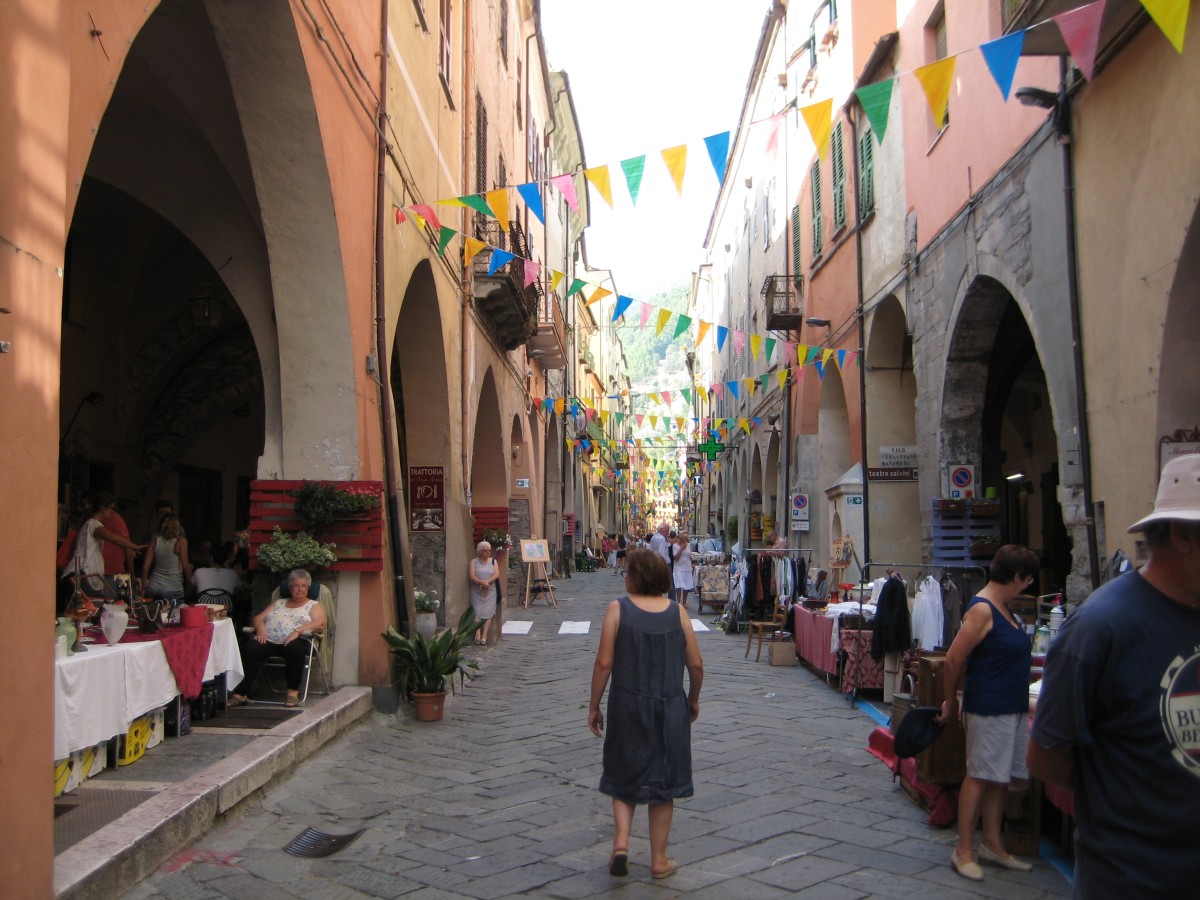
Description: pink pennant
640,302,653,328
732,330,746,355
661,391,672,407
713,383,724,399
410,204,442,232
550,174,579,212
1054,0,1106,81
523,259,539,287
765,116,783,159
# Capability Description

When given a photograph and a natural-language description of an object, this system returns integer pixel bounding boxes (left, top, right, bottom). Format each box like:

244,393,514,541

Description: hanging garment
941,574,962,646
910,575,945,651
870,577,912,662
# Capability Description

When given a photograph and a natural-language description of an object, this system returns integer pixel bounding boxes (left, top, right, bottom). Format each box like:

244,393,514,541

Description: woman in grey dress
588,549,704,880
467,540,499,645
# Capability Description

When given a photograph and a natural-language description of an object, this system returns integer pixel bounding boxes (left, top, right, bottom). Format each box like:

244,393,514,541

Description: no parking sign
948,464,975,499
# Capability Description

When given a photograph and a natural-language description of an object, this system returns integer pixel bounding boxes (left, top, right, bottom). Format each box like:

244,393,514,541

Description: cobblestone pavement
125,569,1071,899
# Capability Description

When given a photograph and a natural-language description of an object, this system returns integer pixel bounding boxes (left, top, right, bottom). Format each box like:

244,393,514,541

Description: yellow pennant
661,144,688,195
749,334,762,360
796,343,809,362
1141,0,1189,53
584,166,614,209
743,378,756,396
554,397,565,416
485,190,510,231
550,270,565,293
800,98,834,160
696,320,711,347
586,286,612,306
463,237,488,266
822,348,835,366
777,369,789,390
649,416,659,429
656,308,673,336
599,410,609,426
739,418,751,435
914,57,956,128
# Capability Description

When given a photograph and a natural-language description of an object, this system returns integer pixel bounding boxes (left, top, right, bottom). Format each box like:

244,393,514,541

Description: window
858,127,875,218
516,59,522,129
438,0,453,103
475,95,488,193
411,0,429,32
499,0,509,65
810,159,823,258
808,26,817,70
831,123,846,232
790,205,802,281
928,3,949,130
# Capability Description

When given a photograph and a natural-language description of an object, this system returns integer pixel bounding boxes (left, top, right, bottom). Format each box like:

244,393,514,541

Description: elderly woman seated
229,568,327,708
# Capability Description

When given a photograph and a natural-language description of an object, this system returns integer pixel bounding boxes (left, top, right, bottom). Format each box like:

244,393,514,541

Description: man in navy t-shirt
1029,455,1200,898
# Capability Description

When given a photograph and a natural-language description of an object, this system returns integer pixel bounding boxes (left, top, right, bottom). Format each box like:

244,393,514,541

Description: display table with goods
54,617,242,762
791,604,884,692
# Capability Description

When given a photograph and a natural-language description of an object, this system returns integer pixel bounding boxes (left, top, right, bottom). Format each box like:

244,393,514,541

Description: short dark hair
624,549,671,595
989,544,1040,585
90,491,116,512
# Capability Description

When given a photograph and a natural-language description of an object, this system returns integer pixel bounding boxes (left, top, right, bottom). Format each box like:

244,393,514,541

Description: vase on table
100,601,129,645
414,612,437,640
56,617,77,657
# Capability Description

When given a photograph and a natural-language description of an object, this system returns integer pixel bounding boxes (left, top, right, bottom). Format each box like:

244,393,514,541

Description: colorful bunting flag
550,270,564,293
567,278,587,297
523,259,539,287
410,204,441,231
800,98,834,159
716,326,729,352
854,79,894,143
586,286,612,306
463,237,487,266
621,156,646,205
436,226,455,257
1053,0,1106,81
979,30,1025,100
656,308,673,336
459,194,494,216
1141,0,1189,53
696,321,711,347
765,338,777,362
613,295,634,321
672,314,692,339
914,57,956,127
485,189,509,230
487,249,515,275
550,174,579,212
584,166,614,209
733,330,746,356
661,144,688,195
703,131,730,185
517,183,544,224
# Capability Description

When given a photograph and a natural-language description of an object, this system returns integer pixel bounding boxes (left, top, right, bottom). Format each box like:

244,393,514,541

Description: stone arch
471,369,507,509
765,429,781,537
1157,201,1200,439
749,443,765,545
543,413,562,545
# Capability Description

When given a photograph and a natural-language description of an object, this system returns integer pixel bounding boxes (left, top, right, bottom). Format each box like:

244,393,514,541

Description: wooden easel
520,539,557,608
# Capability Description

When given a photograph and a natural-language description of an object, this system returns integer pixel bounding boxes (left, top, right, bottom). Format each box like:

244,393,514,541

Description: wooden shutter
810,160,823,257
832,123,846,232
858,128,875,218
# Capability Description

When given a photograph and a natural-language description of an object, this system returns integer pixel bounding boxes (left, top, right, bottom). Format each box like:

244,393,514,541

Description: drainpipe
846,104,870,566
1056,63,1100,594
375,0,413,638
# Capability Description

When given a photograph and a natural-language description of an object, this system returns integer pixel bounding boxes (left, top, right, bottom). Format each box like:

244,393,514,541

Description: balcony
471,218,539,351
762,274,803,331
528,291,567,369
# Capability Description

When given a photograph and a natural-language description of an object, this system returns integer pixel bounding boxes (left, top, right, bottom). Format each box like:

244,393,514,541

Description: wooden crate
931,509,1000,568
917,653,967,785
1004,780,1042,856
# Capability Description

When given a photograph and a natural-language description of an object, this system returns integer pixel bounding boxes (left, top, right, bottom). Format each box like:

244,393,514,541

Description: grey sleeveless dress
599,596,694,804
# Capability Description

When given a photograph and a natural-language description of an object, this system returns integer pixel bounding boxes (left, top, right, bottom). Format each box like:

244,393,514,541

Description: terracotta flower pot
411,691,446,721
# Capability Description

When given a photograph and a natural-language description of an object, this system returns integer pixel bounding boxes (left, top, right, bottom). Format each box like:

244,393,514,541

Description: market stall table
54,618,242,761
793,606,838,675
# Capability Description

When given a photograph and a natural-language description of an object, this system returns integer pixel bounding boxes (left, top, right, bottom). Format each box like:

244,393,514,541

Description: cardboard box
769,640,797,666
55,741,108,797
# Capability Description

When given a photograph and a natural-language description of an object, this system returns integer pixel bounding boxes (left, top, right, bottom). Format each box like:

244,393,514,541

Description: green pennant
672,314,692,340
459,194,495,217
567,278,587,296
436,226,455,257
764,338,776,361
621,156,646,205
854,78,894,144
760,373,771,393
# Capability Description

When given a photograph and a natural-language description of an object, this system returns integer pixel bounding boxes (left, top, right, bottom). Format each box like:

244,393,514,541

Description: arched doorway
470,368,507,616
817,365,854,561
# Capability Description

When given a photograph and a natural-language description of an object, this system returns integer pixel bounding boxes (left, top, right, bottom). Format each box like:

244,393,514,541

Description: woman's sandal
284,696,299,708
607,850,628,877
651,859,678,880
227,695,248,708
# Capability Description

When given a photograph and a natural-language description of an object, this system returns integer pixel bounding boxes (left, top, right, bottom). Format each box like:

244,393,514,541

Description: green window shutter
811,159,823,257
858,128,875,218
832,123,846,232
790,204,801,278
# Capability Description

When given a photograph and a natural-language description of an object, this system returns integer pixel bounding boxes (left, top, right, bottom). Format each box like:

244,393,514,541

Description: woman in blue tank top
937,544,1039,883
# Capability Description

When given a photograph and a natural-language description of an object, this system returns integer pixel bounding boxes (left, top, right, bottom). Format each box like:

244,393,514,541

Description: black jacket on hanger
870,577,912,661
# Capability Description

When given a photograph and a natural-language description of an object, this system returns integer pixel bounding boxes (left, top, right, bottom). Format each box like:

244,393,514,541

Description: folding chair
242,628,331,705
195,588,234,612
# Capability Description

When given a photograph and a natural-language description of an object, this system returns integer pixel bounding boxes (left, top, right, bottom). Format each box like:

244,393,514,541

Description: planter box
969,500,1001,518
970,541,1002,559
932,499,965,514
248,479,385,572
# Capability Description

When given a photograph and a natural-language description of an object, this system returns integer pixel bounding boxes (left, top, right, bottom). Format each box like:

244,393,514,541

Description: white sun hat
1127,454,1200,533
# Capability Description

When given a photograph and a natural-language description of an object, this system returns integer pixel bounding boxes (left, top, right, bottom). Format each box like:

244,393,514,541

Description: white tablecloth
54,618,243,760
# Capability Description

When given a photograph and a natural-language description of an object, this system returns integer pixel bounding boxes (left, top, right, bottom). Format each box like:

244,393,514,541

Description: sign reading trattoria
409,466,445,532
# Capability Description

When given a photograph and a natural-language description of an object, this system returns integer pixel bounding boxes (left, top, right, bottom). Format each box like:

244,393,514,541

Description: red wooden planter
249,479,385,572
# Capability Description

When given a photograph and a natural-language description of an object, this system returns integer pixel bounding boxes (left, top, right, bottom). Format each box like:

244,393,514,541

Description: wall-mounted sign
947,464,975,499
879,445,918,468
846,495,863,506
790,493,809,522
1158,427,1199,479
515,478,530,488
409,466,444,532
867,467,918,481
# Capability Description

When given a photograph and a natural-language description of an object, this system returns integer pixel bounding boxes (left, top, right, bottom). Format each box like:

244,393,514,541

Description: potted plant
382,608,484,721
970,533,1004,558
413,589,439,639
255,526,338,574
725,514,739,545
290,481,381,532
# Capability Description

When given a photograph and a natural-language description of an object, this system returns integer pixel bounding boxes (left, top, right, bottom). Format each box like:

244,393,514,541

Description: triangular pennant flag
853,79,894,143
836,349,848,370
584,166,614,209
463,237,488,266
523,259,539,287
805,345,822,365
436,226,455,257
550,174,579,212
696,321,711,347
914,57,956,127
743,378,756,396
760,373,771,394
764,338,777,362
796,343,808,361
716,325,729,352
635,414,644,427
640,302,653,328
410,204,442,231
800,98,834,159
979,31,1025,100
661,391,672,407
487,248,515,275
550,270,564,293
613,295,634,321
776,369,789,390
815,359,826,379
822,349,835,366
459,194,494,216
785,341,796,361
517,182,544,224
1054,0,1106,81
732,330,746,356
739,418,752,435
649,416,658,429
681,388,692,405
554,398,565,416
728,381,740,400
672,314,692,340
656,308,673,336
713,382,724,399
661,144,688,195
567,278,587,297
703,131,730,185
485,190,510,231
621,156,646,205
764,116,783,159
1141,0,1189,52
585,286,612,306
750,334,762,360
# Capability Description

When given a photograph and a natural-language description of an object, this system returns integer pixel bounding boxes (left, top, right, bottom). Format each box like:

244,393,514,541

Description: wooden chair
745,600,788,662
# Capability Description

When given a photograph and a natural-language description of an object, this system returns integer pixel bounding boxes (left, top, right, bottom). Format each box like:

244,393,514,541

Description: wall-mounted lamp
1015,85,1070,143
805,317,831,328
61,391,105,449
1005,467,1027,482
189,284,224,329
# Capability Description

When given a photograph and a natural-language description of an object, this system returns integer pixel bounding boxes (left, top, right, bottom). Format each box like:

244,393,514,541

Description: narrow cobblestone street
126,570,1070,899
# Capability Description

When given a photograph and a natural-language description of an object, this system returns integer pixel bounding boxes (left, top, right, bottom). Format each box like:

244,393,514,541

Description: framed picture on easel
520,539,549,563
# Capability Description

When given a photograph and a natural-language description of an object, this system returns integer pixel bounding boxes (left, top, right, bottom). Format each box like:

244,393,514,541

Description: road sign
846,495,863,506
790,493,809,522
948,464,975,499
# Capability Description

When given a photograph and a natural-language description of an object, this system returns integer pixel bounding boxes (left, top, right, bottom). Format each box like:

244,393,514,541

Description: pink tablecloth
841,630,884,692
793,608,838,674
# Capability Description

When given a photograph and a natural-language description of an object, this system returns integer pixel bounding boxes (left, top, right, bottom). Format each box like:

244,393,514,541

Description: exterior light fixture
1005,467,1027,482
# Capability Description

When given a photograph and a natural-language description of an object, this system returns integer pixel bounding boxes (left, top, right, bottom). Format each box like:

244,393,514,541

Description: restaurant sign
409,466,444,532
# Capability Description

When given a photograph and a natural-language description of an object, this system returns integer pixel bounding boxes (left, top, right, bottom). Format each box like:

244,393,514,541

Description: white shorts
964,711,1029,783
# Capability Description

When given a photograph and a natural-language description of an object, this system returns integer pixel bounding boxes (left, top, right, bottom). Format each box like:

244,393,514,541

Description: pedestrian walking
1028,454,1200,898
936,543,1040,882
588,549,704,880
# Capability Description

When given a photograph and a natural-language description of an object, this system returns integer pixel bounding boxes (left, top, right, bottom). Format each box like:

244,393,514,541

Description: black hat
892,707,945,759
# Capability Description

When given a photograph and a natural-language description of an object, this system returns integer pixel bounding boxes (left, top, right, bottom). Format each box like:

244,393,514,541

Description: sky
539,1,771,300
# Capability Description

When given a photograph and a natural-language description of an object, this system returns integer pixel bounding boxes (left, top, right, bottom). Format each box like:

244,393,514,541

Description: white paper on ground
690,619,710,632
558,621,591,634
501,620,533,635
